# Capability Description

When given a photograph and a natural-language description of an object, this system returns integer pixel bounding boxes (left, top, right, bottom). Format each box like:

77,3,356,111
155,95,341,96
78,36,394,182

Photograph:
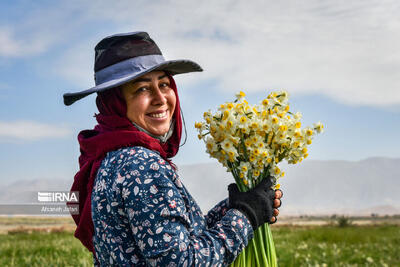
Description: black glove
228,178,275,230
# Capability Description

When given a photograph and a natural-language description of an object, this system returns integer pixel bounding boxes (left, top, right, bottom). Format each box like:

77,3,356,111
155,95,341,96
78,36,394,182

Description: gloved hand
228,178,276,230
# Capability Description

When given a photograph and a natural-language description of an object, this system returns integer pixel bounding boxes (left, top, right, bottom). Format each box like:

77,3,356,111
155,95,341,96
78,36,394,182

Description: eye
135,87,149,93
159,82,171,89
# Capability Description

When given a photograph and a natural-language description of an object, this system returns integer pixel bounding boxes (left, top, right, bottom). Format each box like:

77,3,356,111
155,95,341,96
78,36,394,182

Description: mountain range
0,157,399,216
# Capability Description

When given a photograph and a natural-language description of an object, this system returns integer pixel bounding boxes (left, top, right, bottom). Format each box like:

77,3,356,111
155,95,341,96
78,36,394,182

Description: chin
150,126,170,136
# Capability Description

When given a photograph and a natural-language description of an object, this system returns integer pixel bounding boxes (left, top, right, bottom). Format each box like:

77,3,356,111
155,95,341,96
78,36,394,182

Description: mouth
147,110,168,119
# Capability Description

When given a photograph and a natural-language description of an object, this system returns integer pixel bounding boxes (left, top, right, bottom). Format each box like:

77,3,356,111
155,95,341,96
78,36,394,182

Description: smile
148,111,167,119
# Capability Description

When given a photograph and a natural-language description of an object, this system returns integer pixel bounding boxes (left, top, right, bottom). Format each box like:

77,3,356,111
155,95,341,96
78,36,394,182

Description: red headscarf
69,75,182,252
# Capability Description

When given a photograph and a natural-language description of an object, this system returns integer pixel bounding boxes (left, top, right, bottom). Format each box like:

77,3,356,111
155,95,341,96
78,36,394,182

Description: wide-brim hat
63,31,203,106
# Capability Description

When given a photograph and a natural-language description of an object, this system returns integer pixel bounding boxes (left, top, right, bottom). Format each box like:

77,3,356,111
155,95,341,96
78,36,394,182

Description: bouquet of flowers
195,91,323,266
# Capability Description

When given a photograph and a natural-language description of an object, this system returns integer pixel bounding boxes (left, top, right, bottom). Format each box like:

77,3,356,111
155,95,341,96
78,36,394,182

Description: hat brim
63,59,202,106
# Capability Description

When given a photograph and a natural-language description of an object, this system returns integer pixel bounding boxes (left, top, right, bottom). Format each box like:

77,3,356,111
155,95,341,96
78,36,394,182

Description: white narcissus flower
235,91,246,100
294,112,302,120
229,136,240,147
205,137,218,154
314,121,324,133
220,138,234,153
226,147,239,162
239,162,251,174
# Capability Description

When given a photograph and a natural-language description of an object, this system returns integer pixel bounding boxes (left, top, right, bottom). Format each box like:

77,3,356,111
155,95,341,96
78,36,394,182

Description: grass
0,231,93,267
0,217,399,266
273,225,400,266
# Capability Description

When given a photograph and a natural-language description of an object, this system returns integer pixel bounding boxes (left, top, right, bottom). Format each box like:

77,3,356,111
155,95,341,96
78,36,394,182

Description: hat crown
63,31,202,106
94,32,162,72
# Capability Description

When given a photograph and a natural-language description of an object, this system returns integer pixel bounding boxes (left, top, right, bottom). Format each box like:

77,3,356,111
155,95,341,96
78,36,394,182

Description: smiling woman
121,71,176,137
63,31,282,266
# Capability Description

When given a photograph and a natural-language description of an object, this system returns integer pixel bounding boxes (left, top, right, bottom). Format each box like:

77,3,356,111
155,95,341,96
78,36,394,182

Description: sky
0,0,399,185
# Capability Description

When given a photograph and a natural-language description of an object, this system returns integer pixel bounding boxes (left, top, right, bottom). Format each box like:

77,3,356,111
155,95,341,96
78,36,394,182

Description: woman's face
121,71,176,136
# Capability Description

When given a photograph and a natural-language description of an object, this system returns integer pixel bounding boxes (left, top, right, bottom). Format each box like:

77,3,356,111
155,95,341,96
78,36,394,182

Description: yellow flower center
251,122,258,129
230,137,239,146
262,110,268,118
279,125,288,132
245,140,252,147
223,110,230,120
252,107,259,115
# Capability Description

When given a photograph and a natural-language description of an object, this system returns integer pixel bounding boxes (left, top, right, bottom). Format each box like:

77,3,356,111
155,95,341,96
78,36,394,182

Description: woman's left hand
270,189,283,224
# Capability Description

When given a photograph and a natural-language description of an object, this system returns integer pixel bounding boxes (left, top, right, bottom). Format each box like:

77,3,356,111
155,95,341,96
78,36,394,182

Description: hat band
94,54,166,85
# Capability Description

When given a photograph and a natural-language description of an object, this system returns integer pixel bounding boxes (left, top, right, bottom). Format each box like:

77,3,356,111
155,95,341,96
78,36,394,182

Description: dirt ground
0,215,399,234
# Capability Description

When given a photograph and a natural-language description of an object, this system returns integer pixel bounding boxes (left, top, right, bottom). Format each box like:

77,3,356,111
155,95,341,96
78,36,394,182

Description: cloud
5,0,400,108
0,121,72,142
0,28,20,57
0,25,56,58
0,2,94,58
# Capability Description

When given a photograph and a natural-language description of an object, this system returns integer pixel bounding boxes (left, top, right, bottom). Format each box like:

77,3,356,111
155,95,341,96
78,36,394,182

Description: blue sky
0,0,399,184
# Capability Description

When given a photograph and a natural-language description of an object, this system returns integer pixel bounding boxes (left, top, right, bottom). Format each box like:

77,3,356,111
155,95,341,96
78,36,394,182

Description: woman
64,32,282,266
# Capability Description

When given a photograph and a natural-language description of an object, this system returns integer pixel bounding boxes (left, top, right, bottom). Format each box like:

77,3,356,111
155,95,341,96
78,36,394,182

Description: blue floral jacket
91,146,253,266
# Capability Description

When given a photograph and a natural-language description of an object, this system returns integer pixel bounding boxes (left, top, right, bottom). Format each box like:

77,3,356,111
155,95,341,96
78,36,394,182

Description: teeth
149,111,166,118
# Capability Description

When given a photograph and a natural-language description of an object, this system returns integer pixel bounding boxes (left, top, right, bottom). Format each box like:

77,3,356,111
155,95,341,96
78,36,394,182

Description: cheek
126,98,147,121
167,91,177,113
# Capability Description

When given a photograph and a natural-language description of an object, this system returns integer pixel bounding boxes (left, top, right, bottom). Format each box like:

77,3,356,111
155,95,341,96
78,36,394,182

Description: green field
0,217,399,266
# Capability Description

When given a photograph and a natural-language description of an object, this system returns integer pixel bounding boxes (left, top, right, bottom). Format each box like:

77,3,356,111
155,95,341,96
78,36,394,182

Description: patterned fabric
92,146,253,266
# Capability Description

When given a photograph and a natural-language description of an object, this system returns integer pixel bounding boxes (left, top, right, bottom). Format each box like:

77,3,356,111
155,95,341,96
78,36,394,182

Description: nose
151,84,167,105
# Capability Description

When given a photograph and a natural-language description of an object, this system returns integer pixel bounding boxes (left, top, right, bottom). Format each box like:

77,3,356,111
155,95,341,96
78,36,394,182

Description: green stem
256,226,268,266
251,236,260,266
